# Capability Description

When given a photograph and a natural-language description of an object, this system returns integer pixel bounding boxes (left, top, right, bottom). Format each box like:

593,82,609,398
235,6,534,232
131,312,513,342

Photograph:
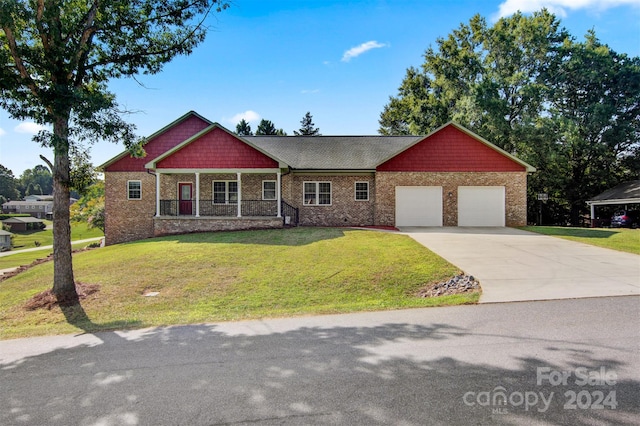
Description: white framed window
127,180,142,200
213,181,238,204
263,180,277,200
355,182,369,201
304,181,331,206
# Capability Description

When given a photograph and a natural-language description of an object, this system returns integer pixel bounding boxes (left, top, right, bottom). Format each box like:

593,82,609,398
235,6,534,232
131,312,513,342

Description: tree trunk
51,115,77,303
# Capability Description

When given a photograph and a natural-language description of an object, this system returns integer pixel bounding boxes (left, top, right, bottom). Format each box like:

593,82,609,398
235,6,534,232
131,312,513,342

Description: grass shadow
59,301,142,335
126,227,348,247
523,226,620,239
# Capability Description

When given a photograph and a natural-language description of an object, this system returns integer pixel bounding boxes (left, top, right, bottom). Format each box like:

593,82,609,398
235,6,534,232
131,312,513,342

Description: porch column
155,172,161,217
195,172,200,218
277,171,282,218
590,203,595,228
237,172,242,217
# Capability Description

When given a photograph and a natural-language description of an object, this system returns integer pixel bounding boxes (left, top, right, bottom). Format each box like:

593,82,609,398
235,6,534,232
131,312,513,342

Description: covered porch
150,169,299,233
153,169,282,218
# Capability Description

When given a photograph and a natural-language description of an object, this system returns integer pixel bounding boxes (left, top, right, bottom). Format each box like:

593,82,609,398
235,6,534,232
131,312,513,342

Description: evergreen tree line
379,10,640,226
236,111,320,136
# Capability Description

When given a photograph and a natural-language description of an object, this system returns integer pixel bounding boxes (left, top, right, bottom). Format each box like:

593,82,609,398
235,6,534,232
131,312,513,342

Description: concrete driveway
401,227,640,303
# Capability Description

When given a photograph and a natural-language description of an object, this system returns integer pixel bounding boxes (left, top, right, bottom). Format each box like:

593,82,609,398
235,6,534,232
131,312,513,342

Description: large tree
294,111,320,136
18,164,53,196
0,164,20,203
0,0,228,302
379,10,640,225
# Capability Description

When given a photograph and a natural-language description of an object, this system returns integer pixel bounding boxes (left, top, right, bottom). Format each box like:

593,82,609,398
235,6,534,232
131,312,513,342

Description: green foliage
70,181,105,232
0,164,21,202
0,0,229,296
379,10,640,225
18,165,53,196
294,111,321,136
255,119,277,135
235,119,253,135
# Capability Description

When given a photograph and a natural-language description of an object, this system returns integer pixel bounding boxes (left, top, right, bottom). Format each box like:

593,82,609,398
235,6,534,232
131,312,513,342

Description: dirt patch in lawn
24,282,101,310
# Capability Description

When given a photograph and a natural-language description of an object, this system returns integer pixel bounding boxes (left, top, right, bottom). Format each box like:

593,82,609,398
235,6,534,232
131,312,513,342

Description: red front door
179,183,193,215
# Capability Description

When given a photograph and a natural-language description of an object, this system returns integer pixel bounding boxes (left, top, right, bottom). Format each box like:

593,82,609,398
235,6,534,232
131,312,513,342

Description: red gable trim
102,112,212,172
377,123,534,172
149,125,280,170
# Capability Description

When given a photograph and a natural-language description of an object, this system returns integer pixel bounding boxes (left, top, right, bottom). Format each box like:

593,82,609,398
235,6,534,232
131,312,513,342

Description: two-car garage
395,186,506,227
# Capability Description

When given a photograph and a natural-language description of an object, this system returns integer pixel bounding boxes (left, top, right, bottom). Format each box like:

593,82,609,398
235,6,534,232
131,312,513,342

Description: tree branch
39,155,54,173
2,26,41,100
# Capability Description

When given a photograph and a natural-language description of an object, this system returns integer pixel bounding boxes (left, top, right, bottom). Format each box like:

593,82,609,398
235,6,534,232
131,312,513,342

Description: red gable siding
377,125,525,172
156,127,278,169
105,115,211,172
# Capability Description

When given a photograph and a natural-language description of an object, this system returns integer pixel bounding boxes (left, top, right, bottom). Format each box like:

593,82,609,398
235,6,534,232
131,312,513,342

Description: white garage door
396,186,443,227
458,186,505,226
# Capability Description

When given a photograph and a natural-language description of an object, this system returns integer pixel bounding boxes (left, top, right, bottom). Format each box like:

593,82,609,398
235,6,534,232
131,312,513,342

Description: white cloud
14,122,47,134
494,0,640,20
227,110,261,125
301,89,320,94
341,41,387,62
0,127,6,137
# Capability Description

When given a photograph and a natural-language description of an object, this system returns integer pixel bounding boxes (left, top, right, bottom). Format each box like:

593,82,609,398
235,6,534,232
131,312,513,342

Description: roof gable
101,111,213,172
147,124,280,170
377,122,535,172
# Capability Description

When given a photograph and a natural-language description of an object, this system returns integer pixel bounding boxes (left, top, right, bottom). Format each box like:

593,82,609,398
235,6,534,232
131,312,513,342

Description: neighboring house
587,180,640,227
0,229,12,251
1,216,45,232
2,200,53,218
101,111,535,245
24,195,54,202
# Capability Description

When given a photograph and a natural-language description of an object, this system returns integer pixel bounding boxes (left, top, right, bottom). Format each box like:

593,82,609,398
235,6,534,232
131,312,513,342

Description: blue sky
1,0,639,176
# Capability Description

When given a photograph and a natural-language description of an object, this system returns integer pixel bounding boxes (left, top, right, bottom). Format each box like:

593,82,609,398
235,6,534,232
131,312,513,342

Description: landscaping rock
416,274,481,298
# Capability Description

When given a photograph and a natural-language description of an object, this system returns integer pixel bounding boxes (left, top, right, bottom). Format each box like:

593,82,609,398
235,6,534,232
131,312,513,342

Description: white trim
155,173,161,217
127,180,142,200
212,180,238,205
262,180,277,200
195,172,200,217
154,168,280,174
587,198,640,206
277,172,282,218
355,181,369,201
237,172,242,217
303,181,332,206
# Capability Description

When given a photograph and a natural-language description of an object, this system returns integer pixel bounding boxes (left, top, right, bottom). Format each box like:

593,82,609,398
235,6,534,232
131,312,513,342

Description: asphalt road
1,296,639,425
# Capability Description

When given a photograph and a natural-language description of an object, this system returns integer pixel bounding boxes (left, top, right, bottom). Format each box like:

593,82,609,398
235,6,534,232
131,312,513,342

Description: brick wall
153,217,282,236
105,171,282,245
375,171,528,227
284,174,376,226
104,171,156,244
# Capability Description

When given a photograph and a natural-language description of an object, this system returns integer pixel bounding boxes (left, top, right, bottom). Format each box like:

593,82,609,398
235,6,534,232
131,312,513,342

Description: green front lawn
522,226,639,254
9,221,103,249
0,228,476,339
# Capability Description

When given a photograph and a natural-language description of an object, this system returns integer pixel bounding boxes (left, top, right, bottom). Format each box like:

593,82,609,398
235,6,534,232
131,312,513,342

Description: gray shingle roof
589,180,640,202
246,135,423,170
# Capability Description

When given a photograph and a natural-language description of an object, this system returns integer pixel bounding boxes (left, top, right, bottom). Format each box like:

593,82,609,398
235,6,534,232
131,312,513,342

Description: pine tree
255,119,277,135
236,119,253,135
294,112,320,136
